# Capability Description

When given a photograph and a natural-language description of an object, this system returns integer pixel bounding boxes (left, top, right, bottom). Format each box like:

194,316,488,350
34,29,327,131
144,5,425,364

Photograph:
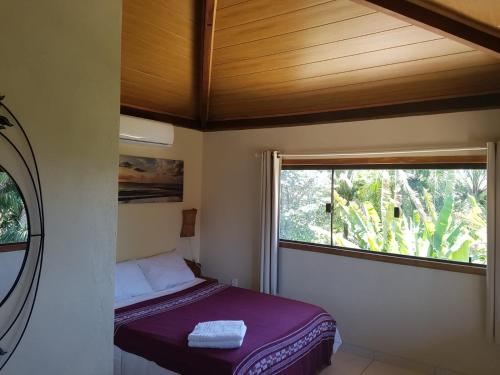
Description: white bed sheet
114,279,206,375
113,279,342,375
114,278,205,309
114,346,177,375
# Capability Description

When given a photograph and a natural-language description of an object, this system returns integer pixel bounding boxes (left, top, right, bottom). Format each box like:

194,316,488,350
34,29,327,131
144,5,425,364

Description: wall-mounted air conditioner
119,115,174,147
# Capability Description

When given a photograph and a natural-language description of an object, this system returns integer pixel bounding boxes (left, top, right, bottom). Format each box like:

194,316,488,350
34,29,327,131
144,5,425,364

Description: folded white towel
188,338,244,349
188,320,247,344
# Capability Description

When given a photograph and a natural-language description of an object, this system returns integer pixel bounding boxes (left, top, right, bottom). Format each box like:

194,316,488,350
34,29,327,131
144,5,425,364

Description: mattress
114,280,341,375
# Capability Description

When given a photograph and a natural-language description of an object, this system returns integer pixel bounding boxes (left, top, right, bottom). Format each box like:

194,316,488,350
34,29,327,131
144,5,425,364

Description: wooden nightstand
184,259,218,282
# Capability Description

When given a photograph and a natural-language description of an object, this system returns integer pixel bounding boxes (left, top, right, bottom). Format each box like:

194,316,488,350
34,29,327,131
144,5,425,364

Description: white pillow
115,260,154,301
137,250,195,292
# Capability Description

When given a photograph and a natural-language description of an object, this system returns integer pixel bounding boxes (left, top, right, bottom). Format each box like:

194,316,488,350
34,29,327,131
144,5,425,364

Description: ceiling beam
206,93,500,131
353,0,499,56
121,106,202,131
199,0,217,127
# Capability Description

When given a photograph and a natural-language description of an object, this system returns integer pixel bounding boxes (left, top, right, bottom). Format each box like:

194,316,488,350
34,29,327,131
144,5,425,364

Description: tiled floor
321,351,426,375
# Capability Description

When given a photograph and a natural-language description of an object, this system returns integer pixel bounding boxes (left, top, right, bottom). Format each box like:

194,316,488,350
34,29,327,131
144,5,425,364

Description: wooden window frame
279,154,487,275
279,241,485,275
282,155,486,167
0,242,28,253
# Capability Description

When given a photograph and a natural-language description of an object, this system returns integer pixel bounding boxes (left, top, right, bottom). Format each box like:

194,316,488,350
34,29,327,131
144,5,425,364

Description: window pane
280,169,332,245
332,168,486,265
0,167,28,244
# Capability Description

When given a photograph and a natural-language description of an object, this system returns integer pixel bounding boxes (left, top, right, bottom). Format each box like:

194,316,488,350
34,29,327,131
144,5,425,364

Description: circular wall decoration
0,95,45,370
0,165,29,307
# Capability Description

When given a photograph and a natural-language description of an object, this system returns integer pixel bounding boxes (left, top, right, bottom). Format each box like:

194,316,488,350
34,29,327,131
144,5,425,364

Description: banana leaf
433,195,453,253
449,235,472,262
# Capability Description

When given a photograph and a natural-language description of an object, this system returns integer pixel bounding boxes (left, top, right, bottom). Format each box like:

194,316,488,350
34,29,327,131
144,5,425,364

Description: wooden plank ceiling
121,0,500,130
121,0,200,122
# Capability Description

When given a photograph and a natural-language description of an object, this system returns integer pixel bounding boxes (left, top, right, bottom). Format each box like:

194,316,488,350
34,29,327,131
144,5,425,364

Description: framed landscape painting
119,155,184,203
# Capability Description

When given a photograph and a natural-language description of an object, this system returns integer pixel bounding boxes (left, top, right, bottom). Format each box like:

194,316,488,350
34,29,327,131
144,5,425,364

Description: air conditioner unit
119,115,174,147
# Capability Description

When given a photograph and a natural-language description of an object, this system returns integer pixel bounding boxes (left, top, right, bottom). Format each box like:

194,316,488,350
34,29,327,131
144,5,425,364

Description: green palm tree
0,168,28,244
333,169,486,264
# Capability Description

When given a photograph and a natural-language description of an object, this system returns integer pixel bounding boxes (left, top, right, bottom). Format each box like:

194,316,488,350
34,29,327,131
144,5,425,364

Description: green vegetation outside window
279,164,487,265
0,167,28,245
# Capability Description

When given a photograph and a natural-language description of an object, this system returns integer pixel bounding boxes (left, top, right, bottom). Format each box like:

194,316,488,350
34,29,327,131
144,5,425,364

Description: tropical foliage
0,169,28,244
280,168,487,265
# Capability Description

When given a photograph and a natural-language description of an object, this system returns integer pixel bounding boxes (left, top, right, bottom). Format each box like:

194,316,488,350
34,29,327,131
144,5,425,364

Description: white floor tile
321,351,372,375
362,361,426,375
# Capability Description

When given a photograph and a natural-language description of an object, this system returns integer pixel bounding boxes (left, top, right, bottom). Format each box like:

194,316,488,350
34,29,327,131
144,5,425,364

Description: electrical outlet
231,278,239,287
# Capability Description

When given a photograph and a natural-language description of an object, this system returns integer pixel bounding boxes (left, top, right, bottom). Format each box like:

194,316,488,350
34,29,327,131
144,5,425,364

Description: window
0,166,28,245
279,157,487,267
0,165,29,304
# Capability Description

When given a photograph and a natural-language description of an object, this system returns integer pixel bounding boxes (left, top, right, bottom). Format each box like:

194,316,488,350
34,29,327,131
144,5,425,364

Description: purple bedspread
115,280,336,375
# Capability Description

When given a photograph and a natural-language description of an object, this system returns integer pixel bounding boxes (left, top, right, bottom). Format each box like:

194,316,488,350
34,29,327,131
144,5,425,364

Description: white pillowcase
115,260,154,301
137,250,195,292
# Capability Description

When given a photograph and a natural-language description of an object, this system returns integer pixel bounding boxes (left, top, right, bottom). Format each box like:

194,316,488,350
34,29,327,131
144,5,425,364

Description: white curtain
260,151,281,295
487,142,500,343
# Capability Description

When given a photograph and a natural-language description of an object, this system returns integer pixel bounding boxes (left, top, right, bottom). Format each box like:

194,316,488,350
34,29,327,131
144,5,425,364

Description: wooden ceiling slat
211,51,497,103
214,0,374,49
354,0,499,55
210,64,500,119
121,71,198,99
121,0,199,120
218,0,250,9
122,19,196,51
122,67,197,94
212,38,472,92
213,12,409,65
122,6,196,42
122,29,195,56
216,0,330,30
213,26,440,78
123,50,195,84
126,0,199,23
121,78,197,114
122,23,194,46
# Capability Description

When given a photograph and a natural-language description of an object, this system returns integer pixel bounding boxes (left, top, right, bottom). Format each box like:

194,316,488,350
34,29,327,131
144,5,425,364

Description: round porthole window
0,166,29,307
0,96,44,370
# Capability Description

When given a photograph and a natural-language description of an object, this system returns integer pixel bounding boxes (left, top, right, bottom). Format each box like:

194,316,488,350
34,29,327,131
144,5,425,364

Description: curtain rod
279,146,487,159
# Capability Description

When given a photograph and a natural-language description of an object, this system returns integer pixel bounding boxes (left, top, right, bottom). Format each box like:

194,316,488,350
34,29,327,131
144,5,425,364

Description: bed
114,253,341,375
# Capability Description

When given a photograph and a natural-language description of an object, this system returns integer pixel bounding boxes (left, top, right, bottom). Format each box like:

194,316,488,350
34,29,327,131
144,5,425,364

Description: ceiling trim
353,0,500,56
120,106,202,131
121,93,500,132
199,0,218,127
206,93,500,131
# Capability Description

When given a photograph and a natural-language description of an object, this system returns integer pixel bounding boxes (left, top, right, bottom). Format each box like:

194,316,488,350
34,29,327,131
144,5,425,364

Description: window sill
279,240,486,276
0,242,27,253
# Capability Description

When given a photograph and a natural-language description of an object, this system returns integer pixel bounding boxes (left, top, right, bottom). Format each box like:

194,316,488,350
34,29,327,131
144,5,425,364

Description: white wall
0,1,121,374
200,109,500,374
117,120,203,262
0,251,26,302
280,248,499,375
